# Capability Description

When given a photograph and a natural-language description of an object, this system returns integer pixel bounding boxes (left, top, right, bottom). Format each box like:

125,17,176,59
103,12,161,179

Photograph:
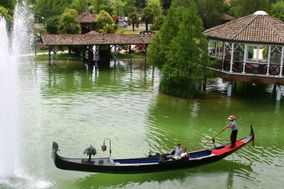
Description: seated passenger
181,147,188,158
171,144,183,156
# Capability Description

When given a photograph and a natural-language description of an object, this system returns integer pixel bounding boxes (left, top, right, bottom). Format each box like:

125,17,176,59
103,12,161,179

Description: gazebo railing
212,59,283,76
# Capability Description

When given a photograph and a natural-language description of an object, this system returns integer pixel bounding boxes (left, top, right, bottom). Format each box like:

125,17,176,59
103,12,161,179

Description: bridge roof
42,33,153,46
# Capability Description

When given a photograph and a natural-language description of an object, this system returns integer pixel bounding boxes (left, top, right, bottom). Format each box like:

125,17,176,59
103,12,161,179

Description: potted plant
83,145,97,162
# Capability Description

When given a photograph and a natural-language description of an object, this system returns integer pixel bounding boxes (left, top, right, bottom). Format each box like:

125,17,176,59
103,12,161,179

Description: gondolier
224,115,238,148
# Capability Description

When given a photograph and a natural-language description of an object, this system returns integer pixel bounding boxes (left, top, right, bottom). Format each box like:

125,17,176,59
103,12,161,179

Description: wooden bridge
41,32,153,69
42,33,153,46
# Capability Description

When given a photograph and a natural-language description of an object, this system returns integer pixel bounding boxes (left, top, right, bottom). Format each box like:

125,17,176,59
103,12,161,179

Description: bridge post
48,46,51,66
114,45,117,67
87,45,94,71
53,46,57,67
95,46,99,70
129,45,133,65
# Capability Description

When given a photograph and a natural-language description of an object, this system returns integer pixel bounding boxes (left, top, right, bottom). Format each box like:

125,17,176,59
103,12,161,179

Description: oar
196,127,226,150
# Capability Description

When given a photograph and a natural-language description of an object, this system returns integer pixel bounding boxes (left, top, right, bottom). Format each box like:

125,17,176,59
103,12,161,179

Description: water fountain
0,1,33,177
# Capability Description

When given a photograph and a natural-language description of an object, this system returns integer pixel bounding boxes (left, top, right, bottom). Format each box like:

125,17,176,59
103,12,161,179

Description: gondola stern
52,141,59,159
250,125,255,147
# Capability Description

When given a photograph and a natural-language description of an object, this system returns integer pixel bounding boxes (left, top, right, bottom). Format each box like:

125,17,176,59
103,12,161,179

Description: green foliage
124,5,135,16
96,10,116,33
110,0,124,16
147,6,183,69
100,23,118,33
35,0,73,20
148,0,209,98
71,0,92,14
45,16,60,34
142,0,162,31
151,15,164,30
195,0,227,29
92,0,108,14
146,0,162,17
128,11,140,31
123,0,136,15
230,0,271,17
0,5,12,22
271,0,284,21
58,9,80,34
0,0,15,10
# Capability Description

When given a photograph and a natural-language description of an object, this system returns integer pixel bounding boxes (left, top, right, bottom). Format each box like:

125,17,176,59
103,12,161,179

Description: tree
161,5,208,98
58,9,80,34
83,145,97,162
128,11,139,31
230,0,271,18
123,0,136,16
141,0,162,31
271,0,284,21
147,6,183,69
195,0,227,29
148,0,209,98
0,0,15,10
151,15,164,30
110,0,124,16
45,16,60,34
35,0,72,21
92,0,107,13
71,0,92,14
0,5,12,22
96,10,117,33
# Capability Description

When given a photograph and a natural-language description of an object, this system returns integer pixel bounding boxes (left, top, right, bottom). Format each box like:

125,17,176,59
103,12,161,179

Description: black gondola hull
52,127,254,174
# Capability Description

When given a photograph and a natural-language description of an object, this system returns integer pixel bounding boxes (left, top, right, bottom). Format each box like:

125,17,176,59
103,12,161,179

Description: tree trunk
98,45,111,68
88,154,92,162
132,23,135,31
145,21,148,31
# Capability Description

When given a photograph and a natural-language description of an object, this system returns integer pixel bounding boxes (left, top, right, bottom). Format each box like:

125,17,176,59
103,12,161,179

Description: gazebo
78,12,97,34
204,11,284,101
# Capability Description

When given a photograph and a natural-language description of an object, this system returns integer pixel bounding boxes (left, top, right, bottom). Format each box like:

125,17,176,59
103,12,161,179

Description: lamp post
101,138,112,157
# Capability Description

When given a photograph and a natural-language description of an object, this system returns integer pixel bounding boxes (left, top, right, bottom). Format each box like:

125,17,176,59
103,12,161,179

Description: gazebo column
279,46,284,77
227,82,233,97
221,41,226,71
242,44,248,74
266,45,271,76
276,85,282,101
48,46,52,66
229,43,235,73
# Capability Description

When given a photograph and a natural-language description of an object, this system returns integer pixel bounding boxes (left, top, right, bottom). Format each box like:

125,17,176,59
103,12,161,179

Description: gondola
52,126,254,174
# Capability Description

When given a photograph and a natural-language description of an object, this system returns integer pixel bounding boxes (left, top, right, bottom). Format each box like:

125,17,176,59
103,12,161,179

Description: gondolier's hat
228,115,236,120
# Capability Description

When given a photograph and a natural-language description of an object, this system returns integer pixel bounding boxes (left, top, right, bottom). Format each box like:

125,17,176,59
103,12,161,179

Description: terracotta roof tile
42,34,153,46
204,13,284,44
78,12,96,23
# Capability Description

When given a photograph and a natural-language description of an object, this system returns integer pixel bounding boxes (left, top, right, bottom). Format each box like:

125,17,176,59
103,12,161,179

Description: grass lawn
116,28,144,34
35,53,80,61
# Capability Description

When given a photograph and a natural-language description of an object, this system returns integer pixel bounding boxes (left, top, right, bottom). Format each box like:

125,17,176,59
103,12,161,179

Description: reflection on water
68,160,252,189
2,60,284,189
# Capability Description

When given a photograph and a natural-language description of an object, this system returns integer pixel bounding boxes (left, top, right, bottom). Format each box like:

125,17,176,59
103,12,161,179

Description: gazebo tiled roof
204,11,284,45
42,34,153,46
78,12,96,23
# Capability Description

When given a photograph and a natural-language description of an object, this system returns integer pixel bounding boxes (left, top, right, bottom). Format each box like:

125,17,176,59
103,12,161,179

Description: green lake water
1,60,284,189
